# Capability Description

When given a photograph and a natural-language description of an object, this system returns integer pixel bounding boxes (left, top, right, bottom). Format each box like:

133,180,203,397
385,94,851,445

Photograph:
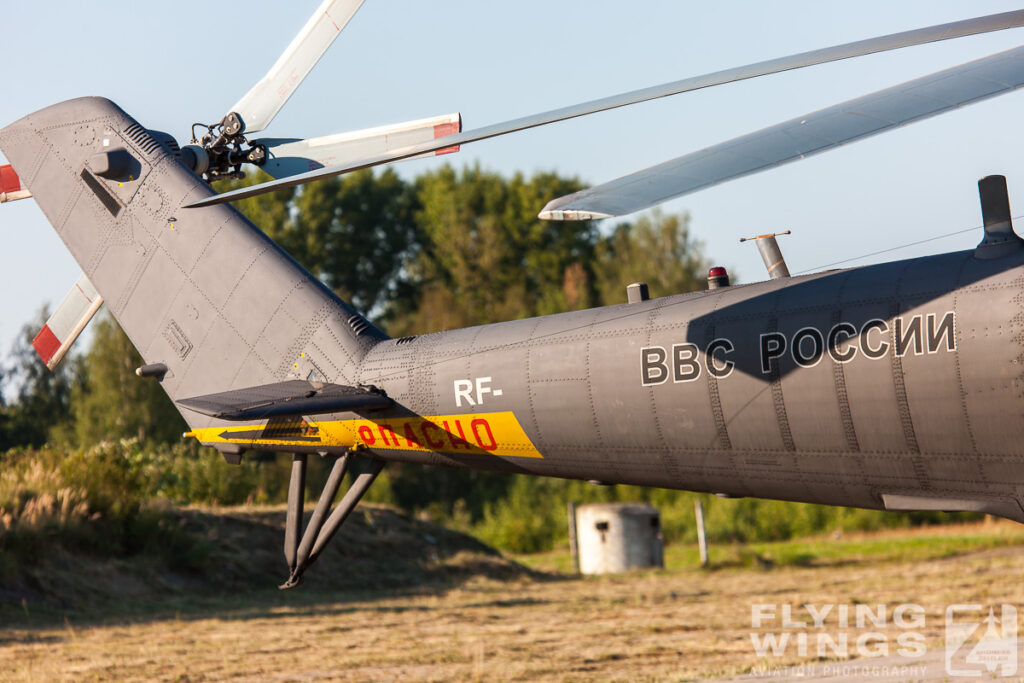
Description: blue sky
3,1,1024,361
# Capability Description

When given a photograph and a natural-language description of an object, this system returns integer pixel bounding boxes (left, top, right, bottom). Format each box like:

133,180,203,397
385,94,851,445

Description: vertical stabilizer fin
0,97,387,433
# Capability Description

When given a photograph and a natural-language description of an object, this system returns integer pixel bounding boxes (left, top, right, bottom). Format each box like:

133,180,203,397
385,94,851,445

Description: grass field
3,516,1024,681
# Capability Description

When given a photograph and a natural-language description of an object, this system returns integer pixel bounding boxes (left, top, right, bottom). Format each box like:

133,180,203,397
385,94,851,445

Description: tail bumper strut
279,452,384,589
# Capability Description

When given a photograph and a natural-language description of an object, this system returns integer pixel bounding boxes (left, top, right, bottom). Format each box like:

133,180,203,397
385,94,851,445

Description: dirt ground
4,524,1024,681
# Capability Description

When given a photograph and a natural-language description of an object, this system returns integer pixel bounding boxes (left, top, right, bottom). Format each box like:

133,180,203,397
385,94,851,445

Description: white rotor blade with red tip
185,9,1024,208
0,164,30,202
258,112,461,179
230,0,365,135
33,274,104,371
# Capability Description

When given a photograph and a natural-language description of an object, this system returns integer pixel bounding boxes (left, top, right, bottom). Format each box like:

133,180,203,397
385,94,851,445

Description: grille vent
347,314,370,336
123,123,162,156
395,336,416,345
161,136,181,158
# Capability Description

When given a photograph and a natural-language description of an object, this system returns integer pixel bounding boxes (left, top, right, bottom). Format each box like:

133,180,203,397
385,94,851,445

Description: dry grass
3,520,1024,681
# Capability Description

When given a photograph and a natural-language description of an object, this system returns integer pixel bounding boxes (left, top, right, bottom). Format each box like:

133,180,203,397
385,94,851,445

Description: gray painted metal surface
186,9,1024,208
177,380,391,420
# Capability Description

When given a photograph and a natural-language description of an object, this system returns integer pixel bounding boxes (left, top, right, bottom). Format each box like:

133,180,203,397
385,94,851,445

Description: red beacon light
707,266,730,290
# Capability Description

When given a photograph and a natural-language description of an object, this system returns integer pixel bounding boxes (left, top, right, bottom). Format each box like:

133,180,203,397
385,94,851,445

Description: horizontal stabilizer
177,380,392,421
258,112,461,179
33,273,103,370
0,164,30,202
540,45,1024,220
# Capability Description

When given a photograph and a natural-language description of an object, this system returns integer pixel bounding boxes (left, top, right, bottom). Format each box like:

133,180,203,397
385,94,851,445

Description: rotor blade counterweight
186,9,1024,208
229,0,365,135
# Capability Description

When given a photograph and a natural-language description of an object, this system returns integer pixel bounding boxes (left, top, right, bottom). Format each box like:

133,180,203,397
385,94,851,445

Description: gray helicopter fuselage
351,247,1024,522
4,97,1024,524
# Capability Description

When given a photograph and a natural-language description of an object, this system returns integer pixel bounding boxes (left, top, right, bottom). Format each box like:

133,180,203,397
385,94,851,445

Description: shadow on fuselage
676,247,1022,381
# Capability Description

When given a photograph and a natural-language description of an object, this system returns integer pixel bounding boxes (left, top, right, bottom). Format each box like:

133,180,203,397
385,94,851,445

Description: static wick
738,229,792,243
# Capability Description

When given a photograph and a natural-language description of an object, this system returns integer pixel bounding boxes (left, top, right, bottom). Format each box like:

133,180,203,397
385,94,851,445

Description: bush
0,441,984,562
0,440,265,572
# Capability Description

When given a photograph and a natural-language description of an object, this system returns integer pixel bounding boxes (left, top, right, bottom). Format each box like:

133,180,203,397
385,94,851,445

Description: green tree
593,210,708,304
386,165,595,334
61,313,185,447
225,168,418,315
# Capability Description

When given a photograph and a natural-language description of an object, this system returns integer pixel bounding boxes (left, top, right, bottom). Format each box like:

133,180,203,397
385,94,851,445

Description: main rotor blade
255,113,461,179
186,9,1024,208
229,0,365,135
539,46,1024,220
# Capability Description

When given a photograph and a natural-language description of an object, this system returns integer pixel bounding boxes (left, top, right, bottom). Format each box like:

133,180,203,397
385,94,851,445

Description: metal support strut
740,230,792,279
279,452,385,590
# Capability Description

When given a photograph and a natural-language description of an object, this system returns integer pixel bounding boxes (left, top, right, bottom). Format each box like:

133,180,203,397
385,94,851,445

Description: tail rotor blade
230,0,366,135
33,273,103,371
0,164,30,202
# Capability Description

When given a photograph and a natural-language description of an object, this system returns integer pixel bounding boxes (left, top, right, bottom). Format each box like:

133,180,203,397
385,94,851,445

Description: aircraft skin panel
898,295,972,458
775,308,848,454
835,301,908,456
956,274,1024,454
186,246,1024,517
352,248,1024,519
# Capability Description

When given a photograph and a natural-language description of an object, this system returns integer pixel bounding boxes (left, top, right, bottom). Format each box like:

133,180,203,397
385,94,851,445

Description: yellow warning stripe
189,411,543,459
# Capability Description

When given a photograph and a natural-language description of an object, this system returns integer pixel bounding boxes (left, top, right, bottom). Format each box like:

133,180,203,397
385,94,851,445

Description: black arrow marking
218,429,321,442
